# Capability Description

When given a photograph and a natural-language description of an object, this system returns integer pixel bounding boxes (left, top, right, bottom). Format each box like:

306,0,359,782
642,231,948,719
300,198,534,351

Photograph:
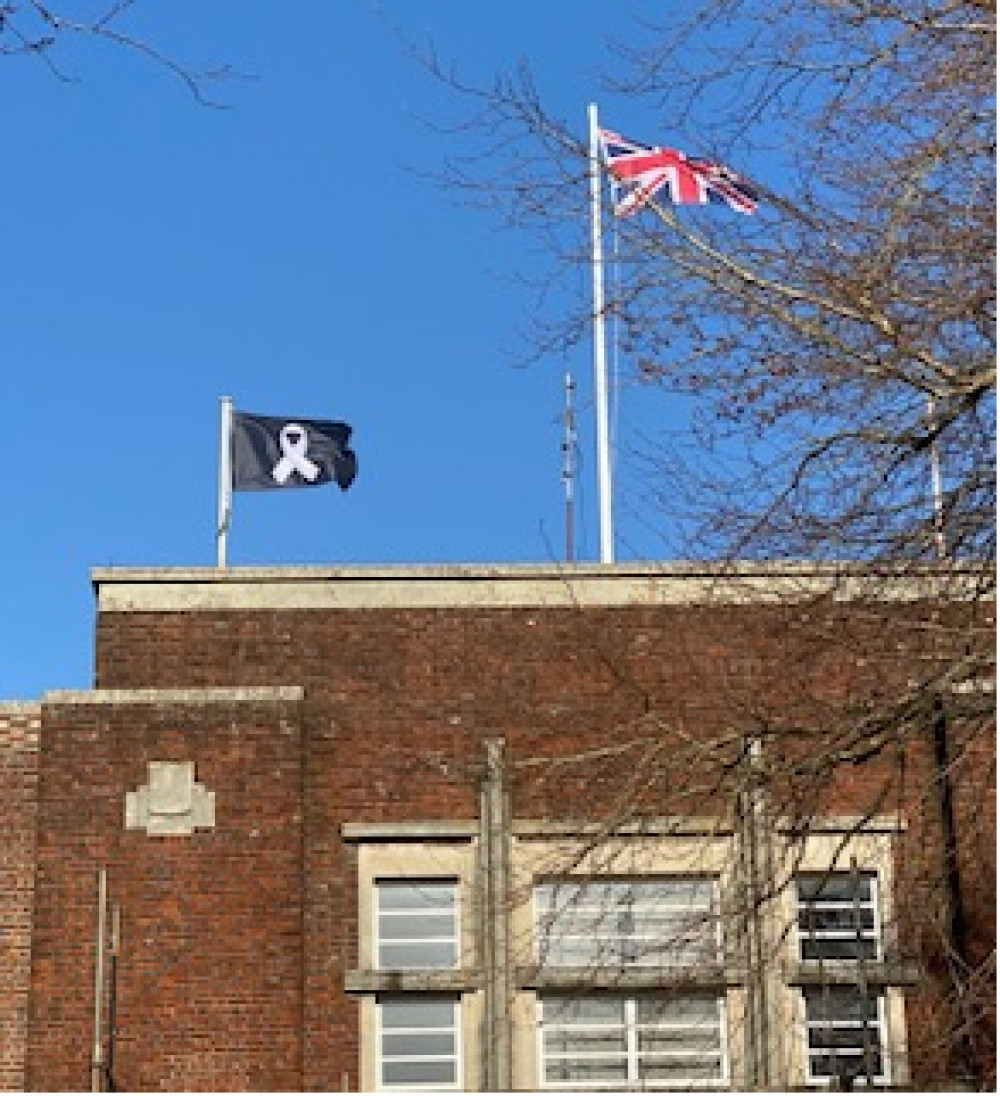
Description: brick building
1,563,994,1091
0,704,39,1091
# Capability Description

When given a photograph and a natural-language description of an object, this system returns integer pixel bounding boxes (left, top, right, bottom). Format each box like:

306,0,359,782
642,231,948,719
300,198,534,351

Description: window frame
374,877,461,972
799,987,890,1088
375,995,462,1092
532,875,723,972
793,869,882,965
792,868,890,1087
535,993,730,1091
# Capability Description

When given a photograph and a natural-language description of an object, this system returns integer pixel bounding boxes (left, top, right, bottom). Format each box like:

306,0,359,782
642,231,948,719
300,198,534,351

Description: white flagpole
217,395,233,568
588,103,615,563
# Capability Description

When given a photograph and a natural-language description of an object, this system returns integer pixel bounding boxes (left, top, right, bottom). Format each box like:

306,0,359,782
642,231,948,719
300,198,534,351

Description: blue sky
2,0,691,700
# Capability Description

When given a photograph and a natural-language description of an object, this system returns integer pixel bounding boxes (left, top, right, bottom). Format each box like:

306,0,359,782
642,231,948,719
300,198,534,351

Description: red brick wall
87,596,995,1089
28,691,304,1092
18,584,992,1090
0,704,39,1092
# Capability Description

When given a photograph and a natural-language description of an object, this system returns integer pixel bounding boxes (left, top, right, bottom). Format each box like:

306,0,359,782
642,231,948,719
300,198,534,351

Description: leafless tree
1,0,237,102
429,1,995,1087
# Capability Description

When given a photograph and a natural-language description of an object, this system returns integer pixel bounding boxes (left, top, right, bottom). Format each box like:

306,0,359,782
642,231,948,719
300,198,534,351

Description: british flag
598,127,758,216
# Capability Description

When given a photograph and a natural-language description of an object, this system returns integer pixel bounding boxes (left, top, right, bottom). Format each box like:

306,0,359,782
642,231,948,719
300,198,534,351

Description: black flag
232,411,357,491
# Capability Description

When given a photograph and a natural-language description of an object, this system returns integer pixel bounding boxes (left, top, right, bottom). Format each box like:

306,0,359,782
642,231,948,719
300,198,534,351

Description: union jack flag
598,127,758,217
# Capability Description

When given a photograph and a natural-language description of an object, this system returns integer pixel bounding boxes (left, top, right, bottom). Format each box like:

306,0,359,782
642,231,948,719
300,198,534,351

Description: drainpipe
90,868,108,1092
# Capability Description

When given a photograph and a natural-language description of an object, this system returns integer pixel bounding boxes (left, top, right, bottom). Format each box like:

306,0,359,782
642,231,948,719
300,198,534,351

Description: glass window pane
536,877,720,971
809,1051,883,1080
803,990,884,1082
799,908,875,933
808,1027,882,1051
382,1033,456,1058
639,1058,723,1082
550,880,625,907
377,880,458,971
540,878,716,911
542,938,608,967
796,872,880,966
380,998,456,1029
544,1031,628,1055
626,936,718,967
637,996,718,1023
379,913,457,940
533,882,558,910
378,941,457,969
541,995,726,1089
539,909,606,932
804,990,879,1023
801,938,878,961
379,998,459,1090
631,911,715,933
796,874,874,904
377,881,456,911
382,1060,457,1085
544,1058,629,1083
543,996,627,1024
638,1029,722,1053
642,879,715,909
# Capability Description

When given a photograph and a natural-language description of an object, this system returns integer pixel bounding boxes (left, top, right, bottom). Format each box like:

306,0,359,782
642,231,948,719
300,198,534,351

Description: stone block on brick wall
125,760,215,836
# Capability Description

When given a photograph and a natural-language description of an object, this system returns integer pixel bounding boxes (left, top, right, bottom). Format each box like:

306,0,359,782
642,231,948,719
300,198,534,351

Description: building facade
2,564,995,1090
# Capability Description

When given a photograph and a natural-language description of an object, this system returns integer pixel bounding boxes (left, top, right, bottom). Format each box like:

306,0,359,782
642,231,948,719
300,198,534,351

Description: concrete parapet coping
0,700,42,717
90,561,993,613
43,685,305,707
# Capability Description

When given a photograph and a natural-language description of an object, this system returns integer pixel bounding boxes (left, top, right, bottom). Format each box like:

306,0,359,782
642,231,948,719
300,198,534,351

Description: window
376,880,458,970
534,877,721,969
539,995,727,1089
377,997,460,1091
802,988,886,1086
796,872,888,1086
533,878,727,1088
796,872,879,962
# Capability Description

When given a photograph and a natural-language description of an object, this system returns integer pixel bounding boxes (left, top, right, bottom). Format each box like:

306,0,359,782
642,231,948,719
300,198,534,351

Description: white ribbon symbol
272,423,320,484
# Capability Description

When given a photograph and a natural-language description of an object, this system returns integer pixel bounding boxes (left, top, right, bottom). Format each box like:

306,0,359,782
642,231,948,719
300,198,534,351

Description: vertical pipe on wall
91,868,107,1093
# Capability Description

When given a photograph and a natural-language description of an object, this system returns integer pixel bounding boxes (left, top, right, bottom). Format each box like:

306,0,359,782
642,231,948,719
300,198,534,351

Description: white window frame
793,870,882,964
533,876,723,971
535,994,730,1090
799,987,890,1088
375,995,462,1092
793,869,890,1087
374,878,460,972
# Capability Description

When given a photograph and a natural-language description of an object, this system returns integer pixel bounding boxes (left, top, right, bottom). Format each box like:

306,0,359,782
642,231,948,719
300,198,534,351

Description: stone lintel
341,821,479,843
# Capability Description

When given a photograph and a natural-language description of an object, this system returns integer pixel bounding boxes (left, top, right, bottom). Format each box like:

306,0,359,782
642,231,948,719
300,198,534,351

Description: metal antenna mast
562,372,577,562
